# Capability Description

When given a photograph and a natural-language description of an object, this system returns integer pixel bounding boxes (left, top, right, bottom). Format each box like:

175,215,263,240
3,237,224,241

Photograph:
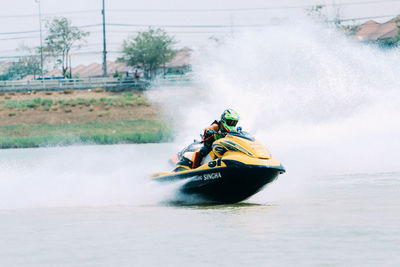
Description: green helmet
220,109,240,132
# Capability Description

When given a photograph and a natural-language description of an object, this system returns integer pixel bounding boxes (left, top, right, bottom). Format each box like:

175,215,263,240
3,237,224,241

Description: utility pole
102,0,107,77
69,54,72,78
35,0,44,78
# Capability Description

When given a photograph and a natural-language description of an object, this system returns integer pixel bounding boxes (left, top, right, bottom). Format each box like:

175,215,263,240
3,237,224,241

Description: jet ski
150,131,285,204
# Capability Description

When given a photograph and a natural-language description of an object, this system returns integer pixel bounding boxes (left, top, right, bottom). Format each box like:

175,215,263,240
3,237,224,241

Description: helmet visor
225,119,238,127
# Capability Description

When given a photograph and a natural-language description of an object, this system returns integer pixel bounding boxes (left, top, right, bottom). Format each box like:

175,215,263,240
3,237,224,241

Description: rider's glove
205,129,215,137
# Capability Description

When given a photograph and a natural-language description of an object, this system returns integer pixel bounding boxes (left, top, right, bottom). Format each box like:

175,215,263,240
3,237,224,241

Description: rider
192,108,240,168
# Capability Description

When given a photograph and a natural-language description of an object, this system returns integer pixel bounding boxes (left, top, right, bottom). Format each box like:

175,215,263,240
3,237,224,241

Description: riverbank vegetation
0,91,147,113
0,120,170,149
0,90,172,149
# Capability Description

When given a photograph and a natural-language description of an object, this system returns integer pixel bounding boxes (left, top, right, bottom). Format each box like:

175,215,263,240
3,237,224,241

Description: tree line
0,17,177,81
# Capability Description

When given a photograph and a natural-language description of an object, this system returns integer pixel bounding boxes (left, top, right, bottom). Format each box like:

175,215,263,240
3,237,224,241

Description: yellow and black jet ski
150,131,285,204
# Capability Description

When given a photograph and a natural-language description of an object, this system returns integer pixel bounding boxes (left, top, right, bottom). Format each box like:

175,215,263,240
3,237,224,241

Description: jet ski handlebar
200,127,253,142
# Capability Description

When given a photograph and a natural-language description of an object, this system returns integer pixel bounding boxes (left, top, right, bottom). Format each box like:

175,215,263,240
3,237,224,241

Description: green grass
3,98,54,110
0,120,172,149
0,93,148,111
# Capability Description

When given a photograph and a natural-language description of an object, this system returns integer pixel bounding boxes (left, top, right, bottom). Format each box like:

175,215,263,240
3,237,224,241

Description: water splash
156,20,400,203
188,20,400,175
0,144,182,209
2,20,399,208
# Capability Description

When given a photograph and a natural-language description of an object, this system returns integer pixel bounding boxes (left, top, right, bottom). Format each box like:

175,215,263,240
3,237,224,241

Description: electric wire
1,12,398,37
0,0,399,18
109,0,400,13
0,2,399,61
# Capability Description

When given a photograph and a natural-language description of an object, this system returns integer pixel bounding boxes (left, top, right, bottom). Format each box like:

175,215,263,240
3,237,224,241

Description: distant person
192,109,240,168
134,70,139,81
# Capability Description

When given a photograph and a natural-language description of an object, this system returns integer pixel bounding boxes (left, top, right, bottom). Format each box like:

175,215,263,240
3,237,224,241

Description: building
354,15,400,42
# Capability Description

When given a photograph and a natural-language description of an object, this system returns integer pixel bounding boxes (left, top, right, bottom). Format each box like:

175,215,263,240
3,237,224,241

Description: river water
0,144,399,267
2,19,400,267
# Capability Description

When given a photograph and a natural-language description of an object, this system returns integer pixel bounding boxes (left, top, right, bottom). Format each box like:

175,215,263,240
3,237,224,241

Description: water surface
0,145,399,266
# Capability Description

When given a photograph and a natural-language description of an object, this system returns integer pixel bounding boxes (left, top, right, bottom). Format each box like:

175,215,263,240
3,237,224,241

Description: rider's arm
204,123,219,134
202,122,220,142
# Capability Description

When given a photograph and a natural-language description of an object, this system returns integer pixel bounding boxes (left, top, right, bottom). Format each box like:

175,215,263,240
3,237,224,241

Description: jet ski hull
155,160,285,204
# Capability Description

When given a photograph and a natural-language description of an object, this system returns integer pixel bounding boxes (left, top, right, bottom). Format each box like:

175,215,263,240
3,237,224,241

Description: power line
108,7,308,13
332,14,400,22
0,50,120,60
0,9,99,19
0,30,39,35
77,1,400,13
0,35,39,41
0,22,263,37
0,24,101,36
329,0,400,7
108,1,400,12
0,16,396,39
1,13,398,38
77,24,103,28
0,24,103,36
0,0,399,19
90,30,231,34
106,23,266,28
0,30,231,41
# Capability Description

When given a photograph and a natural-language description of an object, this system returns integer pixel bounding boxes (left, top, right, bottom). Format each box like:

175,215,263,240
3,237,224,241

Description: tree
44,17,89,78
119,28,177,79
2,46,42,80
378,25,400,48
306,5,328,23
3,58,39,80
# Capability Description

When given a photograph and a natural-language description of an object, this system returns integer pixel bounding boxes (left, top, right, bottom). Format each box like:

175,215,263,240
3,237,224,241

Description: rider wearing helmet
192,108,240,168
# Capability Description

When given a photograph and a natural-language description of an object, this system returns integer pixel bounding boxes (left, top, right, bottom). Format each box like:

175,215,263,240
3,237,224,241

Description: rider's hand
205,129,215,136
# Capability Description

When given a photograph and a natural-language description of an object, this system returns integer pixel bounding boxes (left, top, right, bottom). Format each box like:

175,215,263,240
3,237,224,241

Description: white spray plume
151,19,400,203
2,19,399,208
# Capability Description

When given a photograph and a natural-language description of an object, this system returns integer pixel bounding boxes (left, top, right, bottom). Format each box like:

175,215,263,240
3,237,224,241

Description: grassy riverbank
0,89,172,149
0,120,170,149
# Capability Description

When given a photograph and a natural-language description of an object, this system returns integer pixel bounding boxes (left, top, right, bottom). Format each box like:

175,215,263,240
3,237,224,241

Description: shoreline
0,120,172,149
0,89,173,149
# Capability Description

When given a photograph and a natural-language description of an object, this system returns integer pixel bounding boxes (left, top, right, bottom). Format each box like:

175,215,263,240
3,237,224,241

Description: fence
152,73,195,86
0,77,150,92
0,74,195,92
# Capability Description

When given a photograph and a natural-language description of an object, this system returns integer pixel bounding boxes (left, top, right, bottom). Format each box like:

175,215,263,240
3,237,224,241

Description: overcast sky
1,0,399,65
